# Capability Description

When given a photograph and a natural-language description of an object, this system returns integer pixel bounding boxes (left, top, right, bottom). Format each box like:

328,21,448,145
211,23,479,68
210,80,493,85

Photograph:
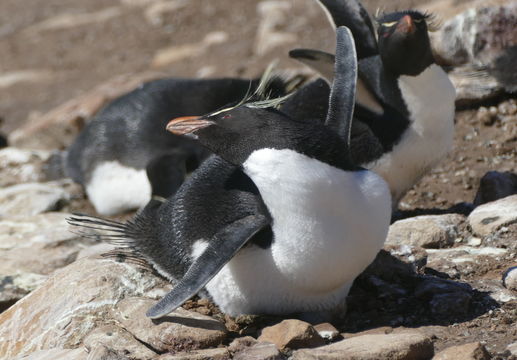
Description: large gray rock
0,257,167,359
432,342,491,360
468,195,517,236
156,348,231,360
229,337,284,360
291,330,434,360
386,215,465,249
0,182,70,217
502,266,517,291
0,148,50,187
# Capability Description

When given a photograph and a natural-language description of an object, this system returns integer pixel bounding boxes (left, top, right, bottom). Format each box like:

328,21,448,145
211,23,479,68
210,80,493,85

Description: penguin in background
287,0,456,207
59,74,302,216
70,27,391,320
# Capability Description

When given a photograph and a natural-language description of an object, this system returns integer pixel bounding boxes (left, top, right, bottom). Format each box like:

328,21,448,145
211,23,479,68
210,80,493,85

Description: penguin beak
396,15,415,34
166,116,215,136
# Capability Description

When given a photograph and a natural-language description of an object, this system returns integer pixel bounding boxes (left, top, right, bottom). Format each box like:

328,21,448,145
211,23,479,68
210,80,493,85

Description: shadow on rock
342,250,499,332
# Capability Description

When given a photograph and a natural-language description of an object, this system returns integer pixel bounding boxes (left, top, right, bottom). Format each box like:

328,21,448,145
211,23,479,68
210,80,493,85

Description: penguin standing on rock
60,75,299,216
70,27,391,320
288,0,456,207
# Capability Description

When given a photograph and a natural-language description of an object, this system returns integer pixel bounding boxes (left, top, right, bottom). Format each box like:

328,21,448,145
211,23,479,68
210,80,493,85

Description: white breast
205,149,391,316
86,161,151,216
367,64,456,204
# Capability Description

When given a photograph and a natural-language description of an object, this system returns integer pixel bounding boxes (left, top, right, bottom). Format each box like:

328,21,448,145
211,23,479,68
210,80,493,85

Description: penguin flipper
289,49,335,83
325,26,358,145
315,0,378,59
146,213,270,319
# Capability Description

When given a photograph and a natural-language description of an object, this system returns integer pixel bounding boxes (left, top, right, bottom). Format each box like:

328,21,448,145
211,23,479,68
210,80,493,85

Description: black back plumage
65,78,260,186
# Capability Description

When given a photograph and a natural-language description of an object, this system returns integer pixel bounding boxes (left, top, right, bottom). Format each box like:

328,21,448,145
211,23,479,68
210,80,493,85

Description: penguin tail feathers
67,211,159,267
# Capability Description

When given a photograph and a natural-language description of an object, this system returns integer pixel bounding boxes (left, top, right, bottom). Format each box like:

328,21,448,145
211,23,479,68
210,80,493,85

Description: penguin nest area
0,0,516,359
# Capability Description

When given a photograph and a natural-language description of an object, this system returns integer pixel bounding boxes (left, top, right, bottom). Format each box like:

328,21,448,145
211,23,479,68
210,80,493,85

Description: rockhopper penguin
288,0,456,207
70,27,391,319
61,75,300,216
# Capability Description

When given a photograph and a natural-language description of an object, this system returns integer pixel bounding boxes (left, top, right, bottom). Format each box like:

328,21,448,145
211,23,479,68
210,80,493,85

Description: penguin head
166,104,353,170
376,10,434,76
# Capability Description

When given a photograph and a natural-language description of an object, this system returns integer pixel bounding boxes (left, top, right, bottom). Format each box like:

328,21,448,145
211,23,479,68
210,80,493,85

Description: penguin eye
413,18,424,23
382,21,397,27
221,114,232,119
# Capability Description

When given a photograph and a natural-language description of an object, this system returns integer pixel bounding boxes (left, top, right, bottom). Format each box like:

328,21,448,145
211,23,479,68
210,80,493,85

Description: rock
431,3,517,67
258,319,325,351
12,348,88,360
144,0,188,26
25,7,123,34
0,213,98,276
0,257,167,359
386,215,465,249
8,72,165,150
0,182,70,217
449,66,504,106
432,342,491,360
229,337,284,360
468,195,517,236
151,31,228,68
507,341,517,356
0,272,47,312
426,246,509,278
503,266,517,291
254,1,297,55
113,297,227,353
157,348,230,360
0,70,54,89
473,171,517,206
414,277,473,317
83,325,157,360
314,323,340,341
0,148,51,187
291,330,434,360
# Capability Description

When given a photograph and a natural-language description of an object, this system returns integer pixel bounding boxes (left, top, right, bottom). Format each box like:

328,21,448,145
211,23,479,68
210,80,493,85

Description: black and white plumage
70,27,391,319
288,0,456,206
63,75,297,216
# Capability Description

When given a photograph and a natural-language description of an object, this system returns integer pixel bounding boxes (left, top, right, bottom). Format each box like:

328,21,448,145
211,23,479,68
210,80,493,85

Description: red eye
222,114,232,119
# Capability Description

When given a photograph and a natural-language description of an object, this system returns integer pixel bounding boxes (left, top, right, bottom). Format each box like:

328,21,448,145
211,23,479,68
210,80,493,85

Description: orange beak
166,116,215,136
397,15,415,34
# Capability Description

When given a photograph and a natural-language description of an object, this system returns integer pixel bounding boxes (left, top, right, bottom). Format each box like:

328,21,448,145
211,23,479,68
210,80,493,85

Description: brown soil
1,0,516,358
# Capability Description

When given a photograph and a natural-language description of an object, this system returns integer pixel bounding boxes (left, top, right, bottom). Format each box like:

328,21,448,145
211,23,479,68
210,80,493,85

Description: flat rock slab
114,297,227,353
0,148,50,188
432,342,491,360
386,215,465,249
0,182,70,217
291,330,434,360
157,347,231,360
0,212,97,276
0,257,166,359
468,195,517,236
258,319,325,351
13,348,88,360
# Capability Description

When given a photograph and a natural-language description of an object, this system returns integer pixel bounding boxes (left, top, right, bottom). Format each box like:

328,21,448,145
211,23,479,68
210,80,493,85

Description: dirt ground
1,0,516,357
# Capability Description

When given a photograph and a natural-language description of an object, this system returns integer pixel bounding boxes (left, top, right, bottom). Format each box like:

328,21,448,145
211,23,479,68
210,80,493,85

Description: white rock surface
0,148,50,187
0,182,70,217
468,195,517,236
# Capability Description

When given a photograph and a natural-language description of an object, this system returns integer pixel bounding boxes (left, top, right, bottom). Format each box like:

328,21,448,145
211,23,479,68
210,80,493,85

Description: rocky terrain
0,0,516,359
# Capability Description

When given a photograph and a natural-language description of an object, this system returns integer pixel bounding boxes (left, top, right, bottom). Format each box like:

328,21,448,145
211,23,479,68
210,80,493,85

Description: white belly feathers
204,148,391,315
